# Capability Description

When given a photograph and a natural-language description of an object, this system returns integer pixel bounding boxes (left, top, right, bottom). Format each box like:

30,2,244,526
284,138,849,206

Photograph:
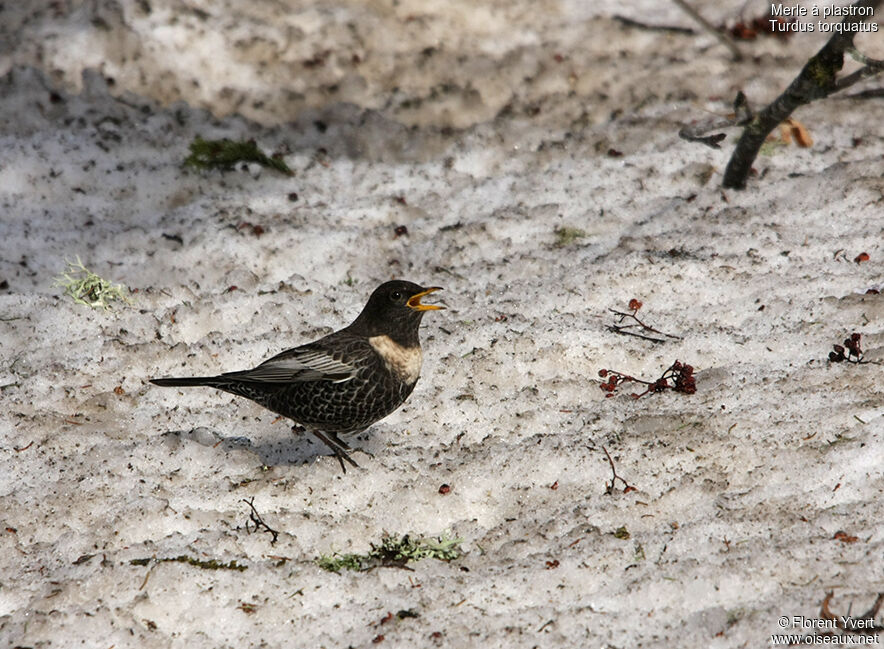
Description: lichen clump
54,257,131,310
317,533,463,573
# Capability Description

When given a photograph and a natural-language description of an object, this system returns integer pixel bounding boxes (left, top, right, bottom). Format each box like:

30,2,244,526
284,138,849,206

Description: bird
150,280,443,472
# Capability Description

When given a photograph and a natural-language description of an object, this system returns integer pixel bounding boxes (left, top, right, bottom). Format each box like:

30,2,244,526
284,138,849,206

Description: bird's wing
222,343,364,384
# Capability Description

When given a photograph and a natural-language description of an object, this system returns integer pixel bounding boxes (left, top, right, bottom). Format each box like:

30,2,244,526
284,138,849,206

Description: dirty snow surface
1,0,882,647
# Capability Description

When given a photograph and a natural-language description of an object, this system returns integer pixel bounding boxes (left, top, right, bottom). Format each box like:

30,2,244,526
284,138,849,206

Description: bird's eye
390,291,403,302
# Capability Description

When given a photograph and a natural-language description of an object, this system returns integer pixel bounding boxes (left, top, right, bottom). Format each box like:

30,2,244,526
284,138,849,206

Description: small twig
679,91,753,149
139,559,157,591
613,14,696,35
835,47,884,91
608,311,682,342
732,90,753,123
242,498,279,544
607,299,682,342
603,446,636,495
671,0,743,61
840,87,884,100
678,127,727,149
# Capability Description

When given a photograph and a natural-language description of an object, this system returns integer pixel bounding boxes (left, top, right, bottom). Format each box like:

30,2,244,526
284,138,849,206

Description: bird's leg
310,430,359,473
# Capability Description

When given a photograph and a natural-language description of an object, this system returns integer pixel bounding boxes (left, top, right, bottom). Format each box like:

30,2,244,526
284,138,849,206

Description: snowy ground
1,1,882,647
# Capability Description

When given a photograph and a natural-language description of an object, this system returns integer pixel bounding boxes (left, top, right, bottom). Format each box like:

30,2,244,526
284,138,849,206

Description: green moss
553,226,587,247
806,56,835,88
129,555,247,571
316,532,463,573
613,526,630,540
53,257,132,310
184,136,293,175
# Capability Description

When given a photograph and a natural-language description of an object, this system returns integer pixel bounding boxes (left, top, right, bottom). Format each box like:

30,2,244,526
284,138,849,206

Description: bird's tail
150,376,223,388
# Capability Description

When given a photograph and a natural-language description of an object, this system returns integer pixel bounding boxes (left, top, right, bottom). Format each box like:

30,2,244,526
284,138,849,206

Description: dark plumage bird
150,280,443,471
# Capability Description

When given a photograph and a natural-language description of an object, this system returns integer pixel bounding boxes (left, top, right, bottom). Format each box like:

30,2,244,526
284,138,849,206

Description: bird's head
349,280,444,343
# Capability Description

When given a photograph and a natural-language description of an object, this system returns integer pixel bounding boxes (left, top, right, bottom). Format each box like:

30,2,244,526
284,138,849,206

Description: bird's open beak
407,287,444,311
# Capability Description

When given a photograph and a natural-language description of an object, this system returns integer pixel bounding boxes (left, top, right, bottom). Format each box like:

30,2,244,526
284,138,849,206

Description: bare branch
723,0,883,189
835,48,884,90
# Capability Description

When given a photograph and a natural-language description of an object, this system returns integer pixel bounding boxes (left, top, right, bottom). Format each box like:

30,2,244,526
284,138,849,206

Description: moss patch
184,136,293,175
129,555,247,571
553,226,587,247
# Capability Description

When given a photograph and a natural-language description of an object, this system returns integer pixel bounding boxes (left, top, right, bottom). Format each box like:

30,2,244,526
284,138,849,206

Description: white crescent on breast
368,335,423,384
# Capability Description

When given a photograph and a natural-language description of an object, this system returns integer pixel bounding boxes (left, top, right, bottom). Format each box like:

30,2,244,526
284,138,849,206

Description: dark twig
841,87,884,100
678,127,728,149
723,0,883,189
613,14,696,35
607,311,682,343
732,90,754,124
602,446,636,495
242,498,279,544
607,299,682,343
680,92,753,149
671,0,743,61
835,47,884,91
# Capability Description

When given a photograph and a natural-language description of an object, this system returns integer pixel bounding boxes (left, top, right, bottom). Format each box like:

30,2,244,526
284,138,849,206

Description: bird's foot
311,430,359,473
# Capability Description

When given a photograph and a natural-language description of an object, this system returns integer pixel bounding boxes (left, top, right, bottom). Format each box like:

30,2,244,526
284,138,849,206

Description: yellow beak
407,287,445,311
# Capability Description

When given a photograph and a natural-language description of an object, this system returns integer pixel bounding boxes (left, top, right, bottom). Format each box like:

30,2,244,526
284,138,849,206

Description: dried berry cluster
599,361,696,399
829,333,865,364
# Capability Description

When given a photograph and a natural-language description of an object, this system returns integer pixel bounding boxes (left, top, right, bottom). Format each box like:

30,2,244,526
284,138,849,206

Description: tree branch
835,47,884,90
722,0,883,190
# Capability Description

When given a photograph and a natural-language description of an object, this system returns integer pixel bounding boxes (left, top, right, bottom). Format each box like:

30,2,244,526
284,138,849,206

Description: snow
1,1,882,647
